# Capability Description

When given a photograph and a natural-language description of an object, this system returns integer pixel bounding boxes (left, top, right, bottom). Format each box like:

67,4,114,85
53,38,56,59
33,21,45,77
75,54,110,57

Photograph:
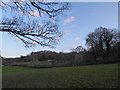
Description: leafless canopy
86,27,118,55
0,1,70,48
70,46,85,53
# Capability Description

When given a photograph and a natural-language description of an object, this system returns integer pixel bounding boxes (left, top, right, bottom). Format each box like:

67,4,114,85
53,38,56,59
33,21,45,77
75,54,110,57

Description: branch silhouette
0,1,70,47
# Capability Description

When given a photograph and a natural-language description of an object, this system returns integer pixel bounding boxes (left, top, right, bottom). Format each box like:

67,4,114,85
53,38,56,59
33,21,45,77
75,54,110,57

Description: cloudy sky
0,2,118,58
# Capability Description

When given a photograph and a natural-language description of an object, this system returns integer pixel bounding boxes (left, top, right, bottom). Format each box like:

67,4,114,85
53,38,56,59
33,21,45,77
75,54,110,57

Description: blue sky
0,2,118,58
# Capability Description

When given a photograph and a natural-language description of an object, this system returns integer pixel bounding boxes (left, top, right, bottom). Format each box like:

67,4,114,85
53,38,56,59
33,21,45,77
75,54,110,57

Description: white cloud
54,37,60,40
64,30,71,33
29,41,37,45
29,10,40,17
64,30,71,35
19,10,45,17
33,38,40,40
16,38,21,41
64,16,76,25
74,37,80,41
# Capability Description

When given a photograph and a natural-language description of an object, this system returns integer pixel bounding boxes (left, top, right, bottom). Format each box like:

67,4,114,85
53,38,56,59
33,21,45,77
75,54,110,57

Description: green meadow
2,64,118,88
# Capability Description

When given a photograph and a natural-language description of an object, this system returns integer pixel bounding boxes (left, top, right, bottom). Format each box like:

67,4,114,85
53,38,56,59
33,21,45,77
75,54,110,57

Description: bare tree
0,1,70,18
70,45,85,53
86,27,118,56
0,1,70,47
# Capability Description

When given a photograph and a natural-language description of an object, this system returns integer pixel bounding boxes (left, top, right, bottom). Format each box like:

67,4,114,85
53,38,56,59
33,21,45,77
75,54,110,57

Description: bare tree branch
0,1,70,18
0,17,62,48
0,1,70,48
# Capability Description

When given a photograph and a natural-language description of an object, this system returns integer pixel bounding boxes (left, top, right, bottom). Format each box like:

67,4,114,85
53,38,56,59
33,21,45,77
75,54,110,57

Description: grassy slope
2,64,118,88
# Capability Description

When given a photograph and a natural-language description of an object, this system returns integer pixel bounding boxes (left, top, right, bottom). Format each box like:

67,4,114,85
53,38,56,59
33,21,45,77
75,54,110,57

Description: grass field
2,63,118,88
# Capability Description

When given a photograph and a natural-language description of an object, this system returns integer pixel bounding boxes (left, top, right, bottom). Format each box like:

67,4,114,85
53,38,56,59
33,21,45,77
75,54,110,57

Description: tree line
2,27,119,67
